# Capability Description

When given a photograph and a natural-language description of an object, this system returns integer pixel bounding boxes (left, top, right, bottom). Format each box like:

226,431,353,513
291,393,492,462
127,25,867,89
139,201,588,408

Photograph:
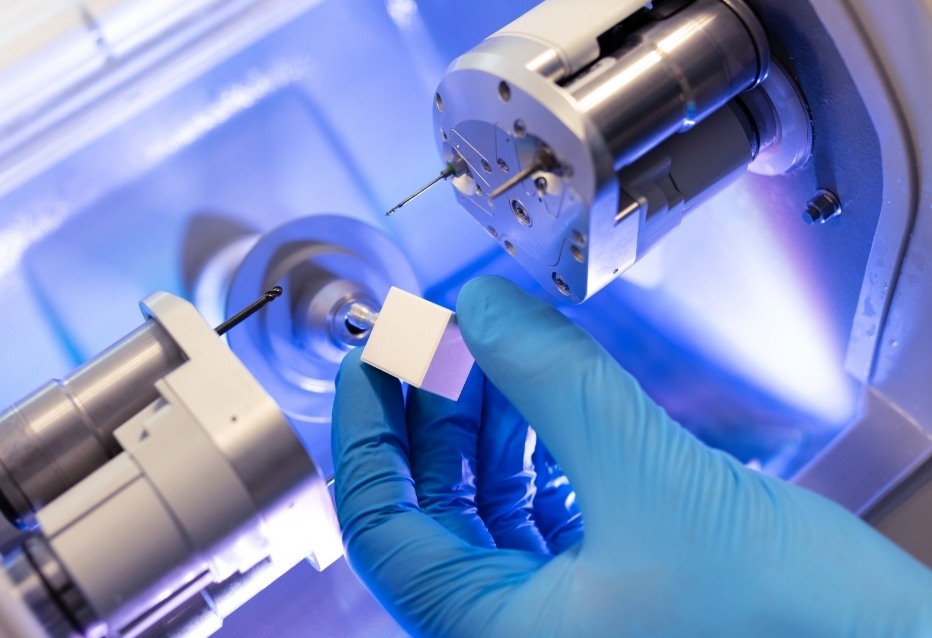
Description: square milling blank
361,287,474,401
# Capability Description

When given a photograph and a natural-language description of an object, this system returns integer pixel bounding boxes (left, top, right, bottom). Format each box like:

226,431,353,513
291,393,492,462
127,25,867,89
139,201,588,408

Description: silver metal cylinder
135,558,283,638
226,215,419,425
615,98,765,257
0,321,183,527
564,0,769,168
4,536,99,638
3,542,79,638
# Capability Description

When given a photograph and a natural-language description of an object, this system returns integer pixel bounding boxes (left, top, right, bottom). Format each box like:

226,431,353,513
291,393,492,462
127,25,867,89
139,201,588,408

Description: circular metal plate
226,215,419,426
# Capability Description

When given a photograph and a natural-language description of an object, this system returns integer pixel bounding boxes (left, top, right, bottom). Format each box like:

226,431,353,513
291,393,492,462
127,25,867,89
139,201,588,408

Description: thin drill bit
386,162,457,216
215,286,283,336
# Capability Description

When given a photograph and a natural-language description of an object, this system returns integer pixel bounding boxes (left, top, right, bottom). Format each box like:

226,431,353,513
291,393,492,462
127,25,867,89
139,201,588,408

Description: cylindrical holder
0,321,184,529
616,99,764,256
132,558,284,638
2,540,78,638
2,293,341,638
226,215,419,427
433,0,780,302
565,0,769,168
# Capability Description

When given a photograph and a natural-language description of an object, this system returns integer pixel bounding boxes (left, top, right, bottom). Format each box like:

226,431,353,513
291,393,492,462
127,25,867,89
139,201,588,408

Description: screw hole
504,240,516,256
497,158,510,173
571,245,585,263
511,200,532,227
435,92,444,112
498,81,511,102
514,119,527,136
552,273,571,296
481,159,492,173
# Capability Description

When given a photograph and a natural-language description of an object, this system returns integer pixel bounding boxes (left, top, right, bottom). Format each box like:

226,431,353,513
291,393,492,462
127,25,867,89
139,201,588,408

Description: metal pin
215,286,283,336
344,302,380,335
488,147,558,200
386,158,464,216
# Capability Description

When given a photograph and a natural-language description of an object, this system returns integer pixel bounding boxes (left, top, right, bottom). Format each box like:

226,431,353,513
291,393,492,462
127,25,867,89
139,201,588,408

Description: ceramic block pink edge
360,287,474,401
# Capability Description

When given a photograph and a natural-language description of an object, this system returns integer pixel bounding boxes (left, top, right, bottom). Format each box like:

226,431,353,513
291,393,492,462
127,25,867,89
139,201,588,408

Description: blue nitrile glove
331,276,932,637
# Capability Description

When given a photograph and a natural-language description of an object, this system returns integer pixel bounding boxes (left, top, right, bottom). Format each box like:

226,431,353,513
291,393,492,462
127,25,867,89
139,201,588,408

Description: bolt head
803,189,842,224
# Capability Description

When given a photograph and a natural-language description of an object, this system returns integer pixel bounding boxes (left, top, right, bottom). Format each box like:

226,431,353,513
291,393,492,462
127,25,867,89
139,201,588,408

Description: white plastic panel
362,287,474,401
490,0,646,75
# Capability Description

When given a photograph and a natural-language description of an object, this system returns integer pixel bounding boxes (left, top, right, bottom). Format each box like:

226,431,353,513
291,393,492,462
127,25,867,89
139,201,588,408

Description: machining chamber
0,0,929,636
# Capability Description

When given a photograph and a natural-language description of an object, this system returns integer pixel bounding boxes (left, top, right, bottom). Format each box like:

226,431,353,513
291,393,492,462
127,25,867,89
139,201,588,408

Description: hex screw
803,189,842,225
512,200,532,226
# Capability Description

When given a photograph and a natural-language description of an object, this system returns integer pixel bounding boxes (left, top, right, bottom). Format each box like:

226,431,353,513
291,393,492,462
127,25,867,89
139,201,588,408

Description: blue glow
636,182,859,425
0,0,872,634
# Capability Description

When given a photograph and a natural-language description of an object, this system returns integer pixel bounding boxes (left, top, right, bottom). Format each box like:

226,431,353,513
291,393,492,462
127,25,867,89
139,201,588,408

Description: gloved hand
331,276,932,637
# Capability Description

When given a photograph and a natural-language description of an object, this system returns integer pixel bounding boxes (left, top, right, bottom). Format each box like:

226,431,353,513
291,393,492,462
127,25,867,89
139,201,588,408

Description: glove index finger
332,348,419,539
456,277,686,527
332,349,547,637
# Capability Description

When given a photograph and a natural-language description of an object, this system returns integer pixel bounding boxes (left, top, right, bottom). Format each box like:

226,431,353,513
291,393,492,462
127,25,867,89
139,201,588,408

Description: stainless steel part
134,558,284,638
0,558,48,638
434,0,776,301
803,189,843,225
226,214,419,425
562,0,769,169
343,302,380,337
0,320,183,529
20,536,103,638
385,159,463,216
2,292,341,638
488,147,558,200
4,540,81,638
479,0,649,83
743,62,812,176
607,100,764,270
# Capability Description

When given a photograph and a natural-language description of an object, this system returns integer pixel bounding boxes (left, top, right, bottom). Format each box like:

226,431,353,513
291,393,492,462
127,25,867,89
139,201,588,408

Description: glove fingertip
333,348,405,445
456,276,507,333
336,346,404,398
456,276,540,356
335,346,365,383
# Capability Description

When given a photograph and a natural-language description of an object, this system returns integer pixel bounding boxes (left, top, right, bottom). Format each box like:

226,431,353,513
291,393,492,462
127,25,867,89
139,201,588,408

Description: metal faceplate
434,0,770,303
434,54,625,303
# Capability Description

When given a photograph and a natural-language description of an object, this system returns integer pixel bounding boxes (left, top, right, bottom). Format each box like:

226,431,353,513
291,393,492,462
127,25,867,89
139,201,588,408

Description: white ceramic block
361,287,474,401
